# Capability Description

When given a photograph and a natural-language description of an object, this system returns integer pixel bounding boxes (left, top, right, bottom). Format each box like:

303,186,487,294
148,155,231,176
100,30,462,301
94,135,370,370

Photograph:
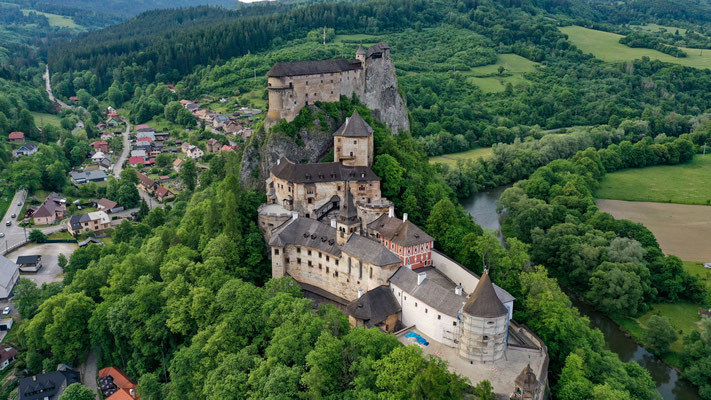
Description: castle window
274,249,279,255
326,267,329,273
438,315,441,320
453,321,457,327
370,267,373,279
296,247,301,253
307,250,312,256
404,296,407,301
331,80,333,83
306,81,308,85
308,260,312,267
353,140,357,144
415,302,417,307
483,336,489,341
320,80,323,83
318,252,322,258
334,271,338,277
425,308,428,314
319,263,322,270
335,259,339,266
326,255,330,261
308,198,313,204
297,258,302,264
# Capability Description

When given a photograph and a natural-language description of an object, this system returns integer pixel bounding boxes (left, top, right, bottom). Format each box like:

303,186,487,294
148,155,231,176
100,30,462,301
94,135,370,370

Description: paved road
113,119,131,178
0,191,29,254
79,349,99,399
138,189,163,209
44,66,70,110
7,242,78,285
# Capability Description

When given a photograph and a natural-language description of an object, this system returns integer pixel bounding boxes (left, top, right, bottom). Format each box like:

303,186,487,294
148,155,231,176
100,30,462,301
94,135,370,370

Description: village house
96,198,121,213
0,346,16,371
70,170,108,185
129,156,147,167
137,172,157,194
18,367,80,400
206,138,221,153
155,185,175,203
91,140,109,152
99,367,139,400
172,158,183,172
213,115,231,128
14,142,38,157
101,131,115,140
136,124,154,133
106,117,120,127
131,149,147,158
31,193,66,225
8,131,24,143
96,122,107,131
67,211,111,236
107,106,116,114
181,143,204,159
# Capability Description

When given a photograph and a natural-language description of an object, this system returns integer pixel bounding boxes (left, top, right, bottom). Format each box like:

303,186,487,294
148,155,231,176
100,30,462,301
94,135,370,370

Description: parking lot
7,242,78,286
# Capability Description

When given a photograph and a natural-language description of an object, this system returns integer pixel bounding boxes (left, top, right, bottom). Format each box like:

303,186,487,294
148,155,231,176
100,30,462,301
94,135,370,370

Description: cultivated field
597,199,711,261
560,25,711,69
21,9,82,30
466,54,539,93
596,156,711,205
429,147,494,166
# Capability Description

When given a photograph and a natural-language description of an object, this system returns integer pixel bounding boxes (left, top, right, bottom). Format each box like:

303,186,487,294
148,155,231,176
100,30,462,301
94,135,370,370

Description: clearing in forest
466,54,539,93
560,25,711,69
630,23,688,36
31,112,62,128
428,147,493,166
20,9,82,30
596,156,711,205
596,199,711,261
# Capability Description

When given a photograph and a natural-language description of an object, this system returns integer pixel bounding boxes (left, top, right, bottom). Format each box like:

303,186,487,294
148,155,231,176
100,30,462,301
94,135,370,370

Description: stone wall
334,134,373,167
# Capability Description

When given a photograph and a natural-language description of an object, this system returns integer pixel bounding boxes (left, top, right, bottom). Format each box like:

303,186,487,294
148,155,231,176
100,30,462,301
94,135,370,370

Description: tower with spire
457,270,509,363
336,183,361,245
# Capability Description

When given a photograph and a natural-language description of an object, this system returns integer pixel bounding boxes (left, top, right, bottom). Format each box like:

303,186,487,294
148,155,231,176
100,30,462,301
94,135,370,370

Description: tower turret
337,183,360,246
356,44,366,65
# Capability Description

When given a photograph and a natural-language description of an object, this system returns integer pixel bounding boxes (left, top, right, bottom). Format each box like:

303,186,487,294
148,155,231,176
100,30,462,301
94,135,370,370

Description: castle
258,111,548,399
265,42,409,133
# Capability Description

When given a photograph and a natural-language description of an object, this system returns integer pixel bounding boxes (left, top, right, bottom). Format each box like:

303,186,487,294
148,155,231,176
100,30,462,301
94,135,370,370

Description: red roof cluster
8,131,24,140
98,367,138,400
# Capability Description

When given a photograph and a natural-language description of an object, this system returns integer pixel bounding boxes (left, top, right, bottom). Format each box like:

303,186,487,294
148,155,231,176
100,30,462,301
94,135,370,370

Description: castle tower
337,183,360,246
356,44,366,65
458,270,509,363
333,109,374,167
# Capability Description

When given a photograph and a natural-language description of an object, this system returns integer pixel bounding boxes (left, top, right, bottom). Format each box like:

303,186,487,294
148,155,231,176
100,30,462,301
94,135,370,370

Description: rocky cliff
362,54,410,134
239,106,337,189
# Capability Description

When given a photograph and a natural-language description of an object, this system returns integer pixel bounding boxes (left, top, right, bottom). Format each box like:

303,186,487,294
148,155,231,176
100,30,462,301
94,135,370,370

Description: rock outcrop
239,106,337,189
362,53,410,134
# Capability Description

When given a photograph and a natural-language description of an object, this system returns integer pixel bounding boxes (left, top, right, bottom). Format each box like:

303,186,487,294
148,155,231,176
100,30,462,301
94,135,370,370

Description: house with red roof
91,140,109,152
220,144,236,152
128,156,147,167
69,96,79,102
8,132,24,143
137,136,153,144
98,367,139,400
136,124,153,133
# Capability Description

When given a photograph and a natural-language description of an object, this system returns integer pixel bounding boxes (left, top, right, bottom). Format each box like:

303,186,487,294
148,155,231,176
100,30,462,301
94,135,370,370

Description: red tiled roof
155,185,173,198
98,367,137,389
129,156,146,164
107,113,119,117
8,132,24,139
91,140,108,147
136,124,151,130
137,137,153,143
106,389,137,400
136,172,155,188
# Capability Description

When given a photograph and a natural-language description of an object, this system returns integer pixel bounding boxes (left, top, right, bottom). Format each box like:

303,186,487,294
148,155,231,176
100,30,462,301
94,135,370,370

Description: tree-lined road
113,119,131,178
43,66,70,110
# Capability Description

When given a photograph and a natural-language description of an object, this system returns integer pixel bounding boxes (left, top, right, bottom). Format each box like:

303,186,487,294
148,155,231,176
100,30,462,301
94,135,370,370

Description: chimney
388,205,394,218
277,158,281,165
130,389,136,398
403,213,408,222
330,218,337,228
455,283,463,296
417,272,426,285
357,288,363,298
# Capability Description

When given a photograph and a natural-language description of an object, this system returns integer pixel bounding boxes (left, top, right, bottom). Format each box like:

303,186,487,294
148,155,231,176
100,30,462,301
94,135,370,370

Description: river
461,186,701,400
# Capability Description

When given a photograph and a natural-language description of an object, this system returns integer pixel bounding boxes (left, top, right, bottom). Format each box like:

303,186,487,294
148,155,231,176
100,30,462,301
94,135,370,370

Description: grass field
334,34,380,45
630,23,688,36
31,112,62,128
596,156,711,205
466,54,540,93
560,25,711,69
428,147,493,166
616,302,701,365
20,9,82,30
684,261,711,290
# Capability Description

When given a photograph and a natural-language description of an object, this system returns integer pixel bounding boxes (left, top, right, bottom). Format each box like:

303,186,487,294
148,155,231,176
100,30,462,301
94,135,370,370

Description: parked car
2,307,10,315
4,221,9,227
0,233,5,238
10,214,15,219
16,202,21,206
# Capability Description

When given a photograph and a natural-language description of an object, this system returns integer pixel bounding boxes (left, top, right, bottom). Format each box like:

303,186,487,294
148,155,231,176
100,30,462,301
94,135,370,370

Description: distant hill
39,0,242,18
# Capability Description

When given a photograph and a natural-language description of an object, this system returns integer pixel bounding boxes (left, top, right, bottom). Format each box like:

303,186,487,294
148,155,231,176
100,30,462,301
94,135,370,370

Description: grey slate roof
462,271,508,318
269,217,341,257
338,184,358,221
356,44,366,55
267,58,361,77
366,42,390,58
68,214,85,231
368,214,434,247
271,157,379,184
70,170,107,183
346,285,401,326
389,266,466,317
18,369,80,400
333,110,373,138
515,364,539,392
269,217,401,267
0,255,17,298
342,234,401,266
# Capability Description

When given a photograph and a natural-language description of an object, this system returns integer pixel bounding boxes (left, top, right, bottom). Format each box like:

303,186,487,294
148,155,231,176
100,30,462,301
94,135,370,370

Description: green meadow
466,54,539,93
428,147,493,166
561,25,711,69
31,112,62,128
21,9,82,30
596,155,711,205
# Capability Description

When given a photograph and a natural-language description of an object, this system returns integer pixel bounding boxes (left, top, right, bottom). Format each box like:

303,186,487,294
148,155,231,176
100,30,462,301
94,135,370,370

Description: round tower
458,270,508,363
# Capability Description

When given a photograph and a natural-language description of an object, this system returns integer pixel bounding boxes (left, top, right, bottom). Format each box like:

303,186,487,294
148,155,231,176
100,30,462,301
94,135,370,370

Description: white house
0,256,20,299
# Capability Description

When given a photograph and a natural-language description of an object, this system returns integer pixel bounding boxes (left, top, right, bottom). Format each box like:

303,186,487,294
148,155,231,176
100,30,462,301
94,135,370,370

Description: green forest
2,0,711,398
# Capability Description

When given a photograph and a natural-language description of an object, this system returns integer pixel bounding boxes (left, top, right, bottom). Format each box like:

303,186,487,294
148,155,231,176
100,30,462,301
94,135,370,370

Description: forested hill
36,0,240,18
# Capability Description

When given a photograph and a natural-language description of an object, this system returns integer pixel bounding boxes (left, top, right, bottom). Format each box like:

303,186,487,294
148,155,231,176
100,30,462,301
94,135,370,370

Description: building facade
265,43,390,129
367,210,434,269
